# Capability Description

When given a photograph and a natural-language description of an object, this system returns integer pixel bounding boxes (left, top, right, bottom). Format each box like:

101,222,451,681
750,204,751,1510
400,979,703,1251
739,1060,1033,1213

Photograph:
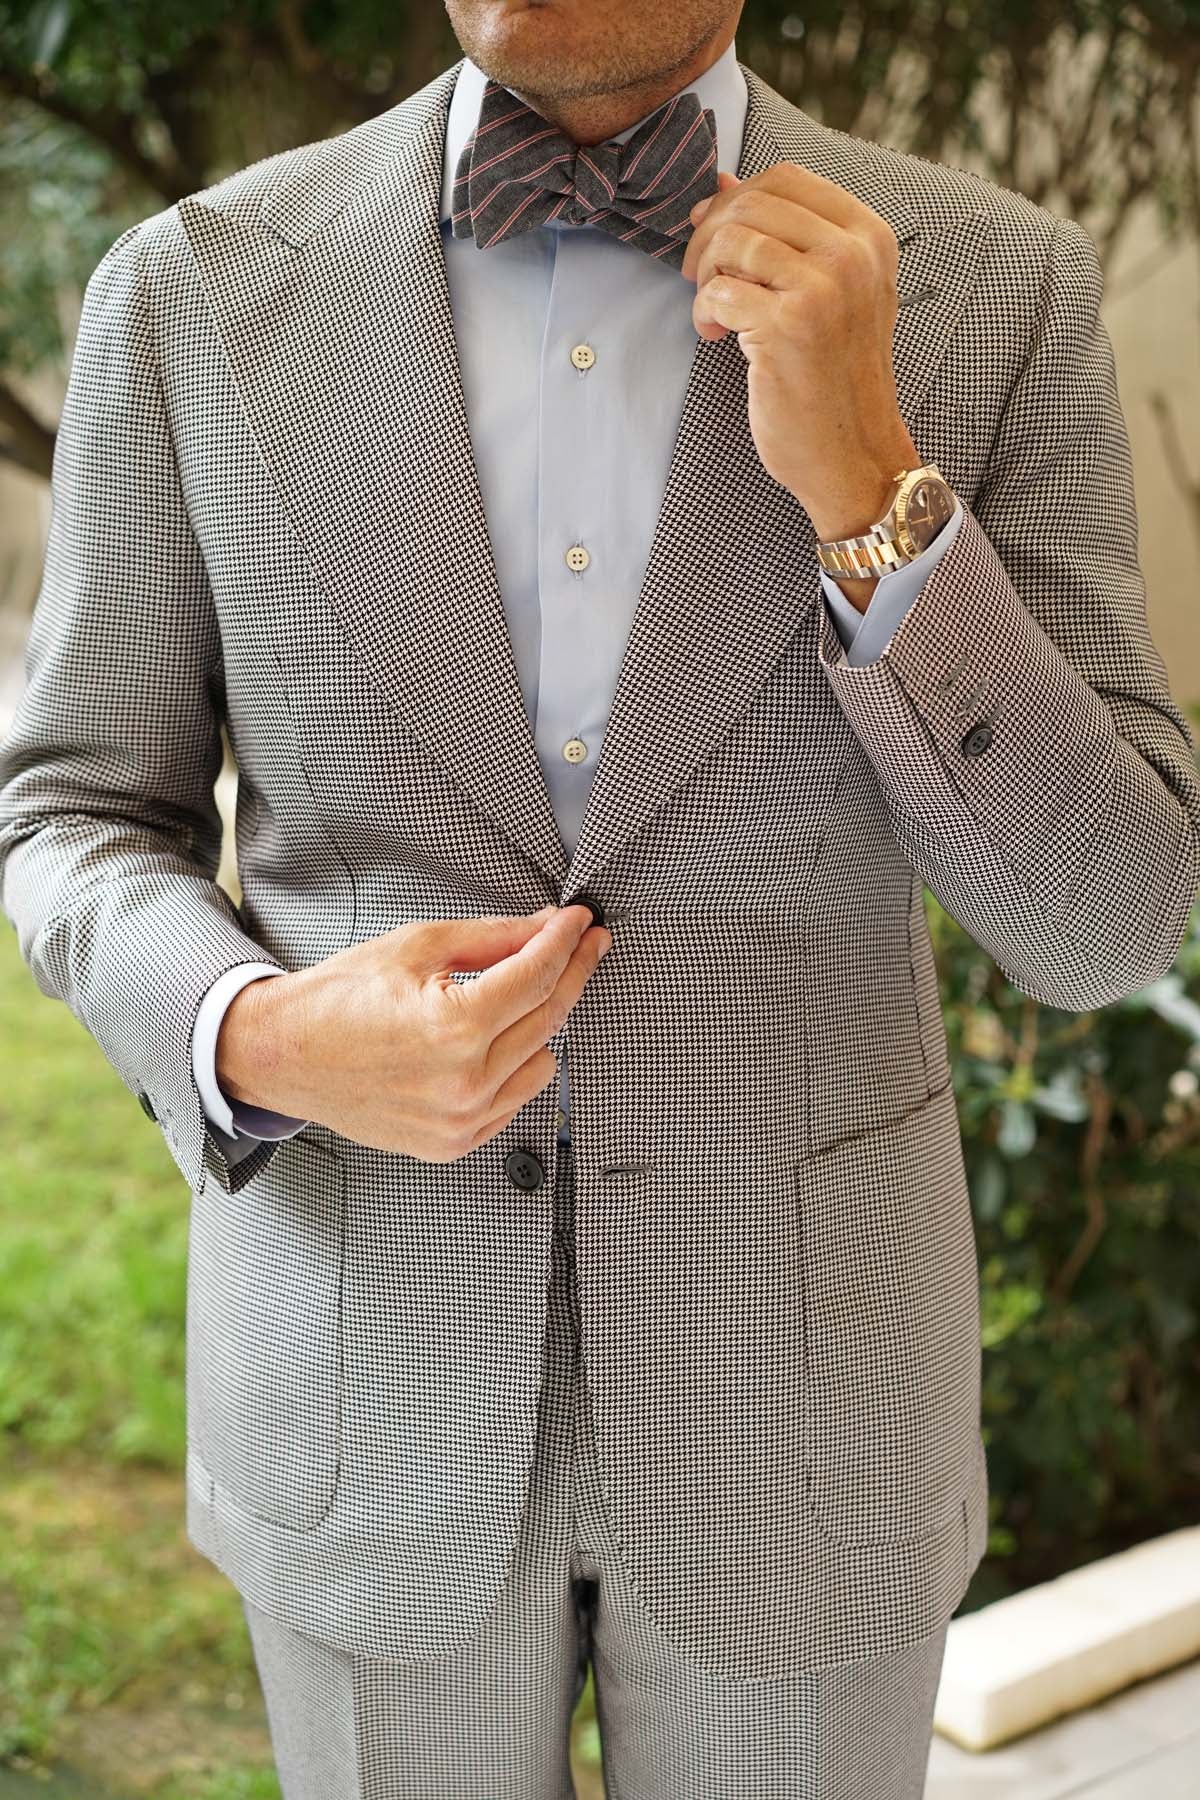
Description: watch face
898,475,955,555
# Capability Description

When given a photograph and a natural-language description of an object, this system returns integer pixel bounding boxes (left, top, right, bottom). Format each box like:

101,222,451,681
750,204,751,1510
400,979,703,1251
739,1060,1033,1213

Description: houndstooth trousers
241,1138,949,1799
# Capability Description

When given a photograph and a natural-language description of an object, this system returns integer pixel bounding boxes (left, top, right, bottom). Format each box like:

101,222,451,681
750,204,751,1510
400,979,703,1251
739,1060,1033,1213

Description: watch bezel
893,465,954,559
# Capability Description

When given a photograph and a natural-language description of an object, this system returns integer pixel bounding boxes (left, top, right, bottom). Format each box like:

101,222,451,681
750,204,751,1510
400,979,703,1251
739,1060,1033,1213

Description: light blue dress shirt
192,38,963,1164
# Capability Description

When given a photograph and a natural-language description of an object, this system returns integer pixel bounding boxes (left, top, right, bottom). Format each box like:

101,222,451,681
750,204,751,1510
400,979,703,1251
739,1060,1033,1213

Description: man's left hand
680,166,922,555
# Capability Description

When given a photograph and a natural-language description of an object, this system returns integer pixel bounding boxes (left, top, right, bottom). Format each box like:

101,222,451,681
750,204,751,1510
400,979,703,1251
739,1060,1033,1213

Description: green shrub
934,872,1200,1606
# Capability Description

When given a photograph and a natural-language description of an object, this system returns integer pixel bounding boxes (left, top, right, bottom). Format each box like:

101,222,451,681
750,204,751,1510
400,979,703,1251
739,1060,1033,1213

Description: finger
683,167,740,250
466,1106,523,1153
683,186,831,284
460,904,598,1036
690,167,741,224
725,163,871,234
683,173,859,288
409,904,558,978
690,219,805,299
483,919,611,1089
693,270,776,340
467,1046,560,1150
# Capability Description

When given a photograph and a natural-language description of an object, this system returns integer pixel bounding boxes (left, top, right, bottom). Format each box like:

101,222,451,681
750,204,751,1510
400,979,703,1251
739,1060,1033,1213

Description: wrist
799,425,924,544
812,468,893,613
806,468,900,547
215,972,297,1113
828,572,880,614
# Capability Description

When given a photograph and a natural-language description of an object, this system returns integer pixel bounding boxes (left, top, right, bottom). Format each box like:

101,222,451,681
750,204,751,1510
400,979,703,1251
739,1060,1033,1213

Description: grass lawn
0,923,603,1796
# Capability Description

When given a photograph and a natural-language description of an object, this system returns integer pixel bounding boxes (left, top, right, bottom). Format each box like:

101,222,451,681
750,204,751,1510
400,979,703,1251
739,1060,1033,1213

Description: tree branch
0,58,183,200
0,380,55,482
1147,387,1200,542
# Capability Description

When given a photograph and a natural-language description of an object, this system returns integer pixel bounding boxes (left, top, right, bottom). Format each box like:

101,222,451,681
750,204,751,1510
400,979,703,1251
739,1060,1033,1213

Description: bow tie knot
549,140,622,226
452,81,720,269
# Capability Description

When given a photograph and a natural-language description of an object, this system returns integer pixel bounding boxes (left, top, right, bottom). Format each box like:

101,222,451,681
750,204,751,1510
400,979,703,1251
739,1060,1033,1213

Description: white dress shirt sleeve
192,963,310,1150
819,498,965,666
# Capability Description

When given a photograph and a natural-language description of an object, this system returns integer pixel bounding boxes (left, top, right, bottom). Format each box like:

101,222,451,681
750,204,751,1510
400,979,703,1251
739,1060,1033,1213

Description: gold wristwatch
814,463,956,580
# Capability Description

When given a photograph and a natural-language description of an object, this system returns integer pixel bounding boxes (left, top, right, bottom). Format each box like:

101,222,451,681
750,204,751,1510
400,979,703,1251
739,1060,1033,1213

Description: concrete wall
1102,208,1200,707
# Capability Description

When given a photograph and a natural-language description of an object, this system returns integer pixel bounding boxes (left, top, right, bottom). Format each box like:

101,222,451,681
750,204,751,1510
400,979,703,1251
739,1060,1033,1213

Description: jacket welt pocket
187,1131,346,1533
793,1083,981,1547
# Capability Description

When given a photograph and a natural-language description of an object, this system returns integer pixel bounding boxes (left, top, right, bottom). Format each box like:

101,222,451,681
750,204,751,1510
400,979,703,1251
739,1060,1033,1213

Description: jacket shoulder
81,63,459,308
181,137,322,227
83,137,316,287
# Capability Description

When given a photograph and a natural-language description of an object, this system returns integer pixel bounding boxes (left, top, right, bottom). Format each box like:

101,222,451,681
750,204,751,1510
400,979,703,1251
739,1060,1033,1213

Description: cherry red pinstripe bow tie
451,80,720,270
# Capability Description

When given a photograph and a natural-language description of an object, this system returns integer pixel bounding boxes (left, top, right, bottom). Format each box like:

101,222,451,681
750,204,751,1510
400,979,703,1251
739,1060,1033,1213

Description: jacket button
573,894,605,928
138,1089,157,1122
962,723,993,757
504,1148,545,1192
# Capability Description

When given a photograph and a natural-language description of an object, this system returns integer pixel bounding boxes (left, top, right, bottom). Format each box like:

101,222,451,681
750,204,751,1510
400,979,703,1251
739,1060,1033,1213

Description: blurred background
1,2,1198,1796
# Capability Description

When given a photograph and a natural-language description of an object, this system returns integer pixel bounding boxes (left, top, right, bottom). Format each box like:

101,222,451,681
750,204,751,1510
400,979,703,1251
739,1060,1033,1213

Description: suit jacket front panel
158,175,980,1667
143,61,1003,1677
160,256,959,1172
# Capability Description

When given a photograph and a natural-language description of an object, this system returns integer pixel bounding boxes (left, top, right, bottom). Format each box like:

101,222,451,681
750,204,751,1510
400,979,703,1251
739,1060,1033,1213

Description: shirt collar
439,37,747,228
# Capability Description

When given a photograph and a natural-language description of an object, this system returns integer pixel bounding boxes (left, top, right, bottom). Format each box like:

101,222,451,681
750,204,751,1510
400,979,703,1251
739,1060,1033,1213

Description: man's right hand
214,904,612,1161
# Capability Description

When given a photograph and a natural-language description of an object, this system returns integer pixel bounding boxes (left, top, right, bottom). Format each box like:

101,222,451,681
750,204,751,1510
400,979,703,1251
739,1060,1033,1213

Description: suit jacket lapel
180,60,571,892
178,59,992,902
562,66,993,899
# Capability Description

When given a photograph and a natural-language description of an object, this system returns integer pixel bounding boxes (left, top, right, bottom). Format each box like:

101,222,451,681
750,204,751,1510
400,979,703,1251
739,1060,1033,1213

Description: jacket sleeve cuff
815,498,1119,918
820,497,965,666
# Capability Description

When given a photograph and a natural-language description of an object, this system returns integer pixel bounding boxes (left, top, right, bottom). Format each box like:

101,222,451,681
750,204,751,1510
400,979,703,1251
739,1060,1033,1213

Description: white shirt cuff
819,496,965,666
191,963,310,1142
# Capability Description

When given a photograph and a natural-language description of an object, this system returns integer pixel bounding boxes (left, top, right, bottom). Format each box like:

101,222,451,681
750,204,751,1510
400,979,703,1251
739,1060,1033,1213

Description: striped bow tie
451,80,720,270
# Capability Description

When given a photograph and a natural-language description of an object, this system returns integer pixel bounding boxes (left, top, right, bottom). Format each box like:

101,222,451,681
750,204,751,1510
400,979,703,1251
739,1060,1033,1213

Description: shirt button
563,737,588,764
556,1106,566,1128
565,544,590,573
570,343,596,370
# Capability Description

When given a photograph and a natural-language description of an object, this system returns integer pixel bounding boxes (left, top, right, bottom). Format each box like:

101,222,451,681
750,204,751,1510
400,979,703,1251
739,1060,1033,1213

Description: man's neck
499,23,737,147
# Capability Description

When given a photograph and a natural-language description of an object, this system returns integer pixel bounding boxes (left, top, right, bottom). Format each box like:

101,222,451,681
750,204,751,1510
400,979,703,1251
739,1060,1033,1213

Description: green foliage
0,920,189,1465
0,111,118,376
0,1,461,400
0,1453,270,1780
157,1775,283,1800
931,842,1200,1603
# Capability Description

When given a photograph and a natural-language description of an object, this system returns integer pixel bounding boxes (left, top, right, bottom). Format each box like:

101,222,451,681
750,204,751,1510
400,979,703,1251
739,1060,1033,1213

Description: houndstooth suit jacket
2,56,1199,1681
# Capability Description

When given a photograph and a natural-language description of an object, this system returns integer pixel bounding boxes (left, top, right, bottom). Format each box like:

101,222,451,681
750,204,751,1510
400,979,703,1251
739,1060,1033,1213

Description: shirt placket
536,225,609,1146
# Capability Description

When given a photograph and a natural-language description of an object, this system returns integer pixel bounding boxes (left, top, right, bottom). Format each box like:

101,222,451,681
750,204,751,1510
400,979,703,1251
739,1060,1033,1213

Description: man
2,0,1198,1792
